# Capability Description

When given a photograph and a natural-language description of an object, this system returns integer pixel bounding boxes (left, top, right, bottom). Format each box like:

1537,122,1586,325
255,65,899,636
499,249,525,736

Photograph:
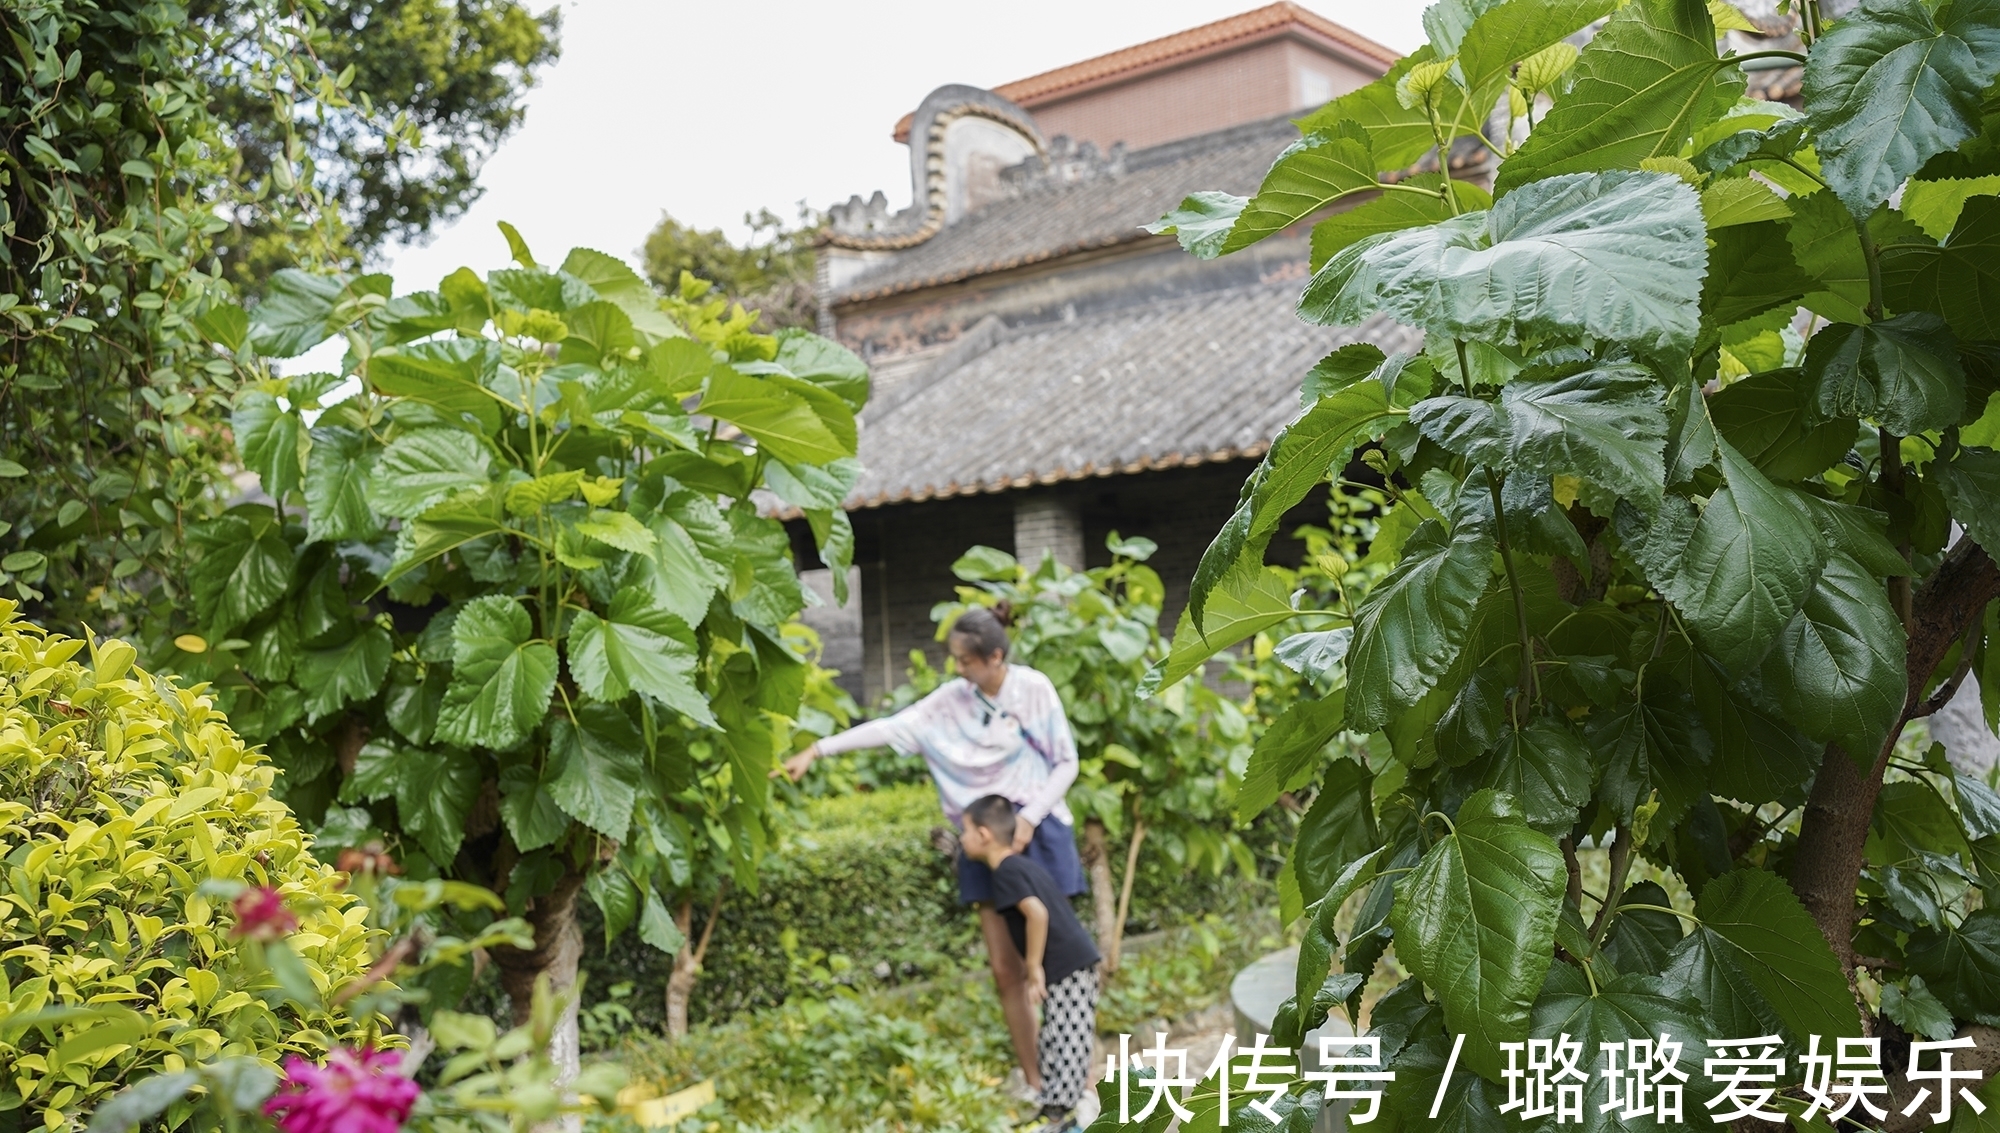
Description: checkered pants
1038,966,1099,1110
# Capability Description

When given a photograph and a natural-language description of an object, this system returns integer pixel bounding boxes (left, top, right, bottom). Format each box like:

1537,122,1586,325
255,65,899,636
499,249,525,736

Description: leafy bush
0,604,375,1130
1133,0,2000,1123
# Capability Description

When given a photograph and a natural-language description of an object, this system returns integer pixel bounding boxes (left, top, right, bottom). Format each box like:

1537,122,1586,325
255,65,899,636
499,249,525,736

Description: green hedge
469,784,1273,1030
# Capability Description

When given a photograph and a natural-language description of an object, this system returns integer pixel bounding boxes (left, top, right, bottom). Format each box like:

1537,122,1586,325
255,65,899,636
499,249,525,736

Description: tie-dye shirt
814,664,1079,827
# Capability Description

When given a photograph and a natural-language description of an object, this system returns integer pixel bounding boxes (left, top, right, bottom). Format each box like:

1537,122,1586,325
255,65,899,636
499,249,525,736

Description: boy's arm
1018,895,1050,1003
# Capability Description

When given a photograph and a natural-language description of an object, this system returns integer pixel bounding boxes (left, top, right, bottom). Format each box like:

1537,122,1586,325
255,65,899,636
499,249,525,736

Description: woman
779,602,1086,1102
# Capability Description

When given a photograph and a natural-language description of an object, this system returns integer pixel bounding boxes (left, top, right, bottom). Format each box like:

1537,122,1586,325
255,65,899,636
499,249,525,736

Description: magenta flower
230,886,299,941
264,1049,420,1133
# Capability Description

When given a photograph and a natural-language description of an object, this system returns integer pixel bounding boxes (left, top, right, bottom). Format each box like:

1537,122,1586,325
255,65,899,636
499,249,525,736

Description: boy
960,794,1103,1132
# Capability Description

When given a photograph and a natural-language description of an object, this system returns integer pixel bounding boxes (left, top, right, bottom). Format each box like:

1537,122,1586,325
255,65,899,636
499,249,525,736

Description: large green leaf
397,747,483,865
697,365,851,466
1759,552,1906,759
1292,756,1376,900
1478,715,1597,834
1700,220,1814,330
1688,870,1863,1040
1659,916,1784,1038
232,391,306,503
1494,0,1735,193
1654,441,1824,674
567,588,715,727
302,426,382,544
560,247,683,345
383,488,510,585
366,338,505,433
295,626,392,721
1209,123,1381,257
1803,313,1964,435
1709,368,1855,482
1145,192,1245,259
549,702,645,839
1238,691,1347,822
1310,175,1491,271
1301,171,1708,356
188,514,296,634
1905,908,2000,1025
1882,195,2000,341
247,270,345,357
367,429,493,519
1529,967,1713,1133
1802,0,2000,215
1345,510,1495,732
436,595,558,750
1143,562,1297,695
1936,444,2000,554
1411,357,1668,500
1585,677,1713,826
585,867,641,944
1457,0,1619,94
1390,789,1566,1079
498,757,570,852
774,328,870,412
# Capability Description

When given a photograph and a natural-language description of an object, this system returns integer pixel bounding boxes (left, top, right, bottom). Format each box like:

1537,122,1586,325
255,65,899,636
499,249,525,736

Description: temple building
791,4,1418,701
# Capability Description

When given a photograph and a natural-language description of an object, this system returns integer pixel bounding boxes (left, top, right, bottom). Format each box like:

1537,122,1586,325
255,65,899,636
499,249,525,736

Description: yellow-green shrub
0,603,376,1130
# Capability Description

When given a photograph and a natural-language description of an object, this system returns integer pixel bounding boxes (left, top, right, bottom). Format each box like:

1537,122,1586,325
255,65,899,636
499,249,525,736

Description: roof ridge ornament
825,85,1044,251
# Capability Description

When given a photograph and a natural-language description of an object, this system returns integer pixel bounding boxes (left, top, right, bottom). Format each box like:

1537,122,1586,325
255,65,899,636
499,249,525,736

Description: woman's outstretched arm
775,705,922,781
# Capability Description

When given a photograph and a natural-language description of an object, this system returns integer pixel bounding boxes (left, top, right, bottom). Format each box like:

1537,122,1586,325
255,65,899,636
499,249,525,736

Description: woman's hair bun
992,599,1015,626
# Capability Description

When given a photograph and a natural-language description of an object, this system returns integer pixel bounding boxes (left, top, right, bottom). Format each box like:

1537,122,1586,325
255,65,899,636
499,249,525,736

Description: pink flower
231,886,299,941
264,1049,420,1133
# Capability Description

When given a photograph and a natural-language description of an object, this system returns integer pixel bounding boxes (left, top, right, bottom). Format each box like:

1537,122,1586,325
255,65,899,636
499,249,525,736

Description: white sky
371,0,1430,289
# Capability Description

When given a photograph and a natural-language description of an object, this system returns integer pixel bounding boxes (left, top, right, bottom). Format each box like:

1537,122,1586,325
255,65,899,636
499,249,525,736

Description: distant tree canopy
640,207,819,330
199,0,561,279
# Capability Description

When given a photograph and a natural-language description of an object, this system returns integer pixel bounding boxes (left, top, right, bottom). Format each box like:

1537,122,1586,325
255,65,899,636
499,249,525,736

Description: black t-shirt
990,854,1101,985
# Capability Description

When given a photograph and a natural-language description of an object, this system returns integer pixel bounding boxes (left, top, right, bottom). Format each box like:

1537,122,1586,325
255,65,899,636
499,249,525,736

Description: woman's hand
774,743,820,782
1012,813,1037,852
1026,963,1047,1007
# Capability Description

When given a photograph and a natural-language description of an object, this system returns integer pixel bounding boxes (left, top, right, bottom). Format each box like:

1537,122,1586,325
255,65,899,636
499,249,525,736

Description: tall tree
1124,0,2000,1123
198,0,561,280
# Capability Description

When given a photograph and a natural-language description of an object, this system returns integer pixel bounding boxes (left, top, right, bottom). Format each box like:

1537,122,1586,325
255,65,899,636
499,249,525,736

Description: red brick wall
1024,35,1377,151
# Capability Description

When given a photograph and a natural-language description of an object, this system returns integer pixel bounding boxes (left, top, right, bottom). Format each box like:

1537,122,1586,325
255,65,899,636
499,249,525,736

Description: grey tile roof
828,116,1300,304
844,281,1418,509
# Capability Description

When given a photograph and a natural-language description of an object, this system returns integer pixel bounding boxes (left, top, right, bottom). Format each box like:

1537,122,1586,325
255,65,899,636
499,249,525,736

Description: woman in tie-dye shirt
779,602,1087,1102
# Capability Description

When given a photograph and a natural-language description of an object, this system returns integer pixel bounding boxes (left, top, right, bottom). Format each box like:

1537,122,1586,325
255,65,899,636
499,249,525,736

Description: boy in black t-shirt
960,794,1103,1132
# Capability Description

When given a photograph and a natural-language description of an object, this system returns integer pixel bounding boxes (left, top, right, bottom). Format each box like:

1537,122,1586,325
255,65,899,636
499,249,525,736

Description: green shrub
0,604,376,1131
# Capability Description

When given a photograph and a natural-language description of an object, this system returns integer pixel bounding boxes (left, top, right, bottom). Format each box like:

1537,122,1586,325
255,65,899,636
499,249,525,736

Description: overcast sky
372,0,1429,290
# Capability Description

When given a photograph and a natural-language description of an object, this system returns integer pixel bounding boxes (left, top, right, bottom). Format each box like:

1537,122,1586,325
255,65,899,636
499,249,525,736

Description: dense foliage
199,0,561,272
0,0,556,654
1132,0,2000,1125
639,209,818,332
0,604,376,1131
180,230,866,1056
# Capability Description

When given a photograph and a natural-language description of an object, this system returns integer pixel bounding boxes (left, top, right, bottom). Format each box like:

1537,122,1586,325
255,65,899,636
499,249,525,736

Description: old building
795,4,1417,701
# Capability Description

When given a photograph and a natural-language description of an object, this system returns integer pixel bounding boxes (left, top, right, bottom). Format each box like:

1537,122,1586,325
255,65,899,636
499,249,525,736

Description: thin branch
1912,619,1983,719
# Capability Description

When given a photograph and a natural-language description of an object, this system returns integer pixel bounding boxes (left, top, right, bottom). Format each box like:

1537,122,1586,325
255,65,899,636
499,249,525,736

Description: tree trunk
1791,539,2000,981
1081,819,1119,972
665,887,727,1039
1108,819,1147,972
491,867,586,1118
